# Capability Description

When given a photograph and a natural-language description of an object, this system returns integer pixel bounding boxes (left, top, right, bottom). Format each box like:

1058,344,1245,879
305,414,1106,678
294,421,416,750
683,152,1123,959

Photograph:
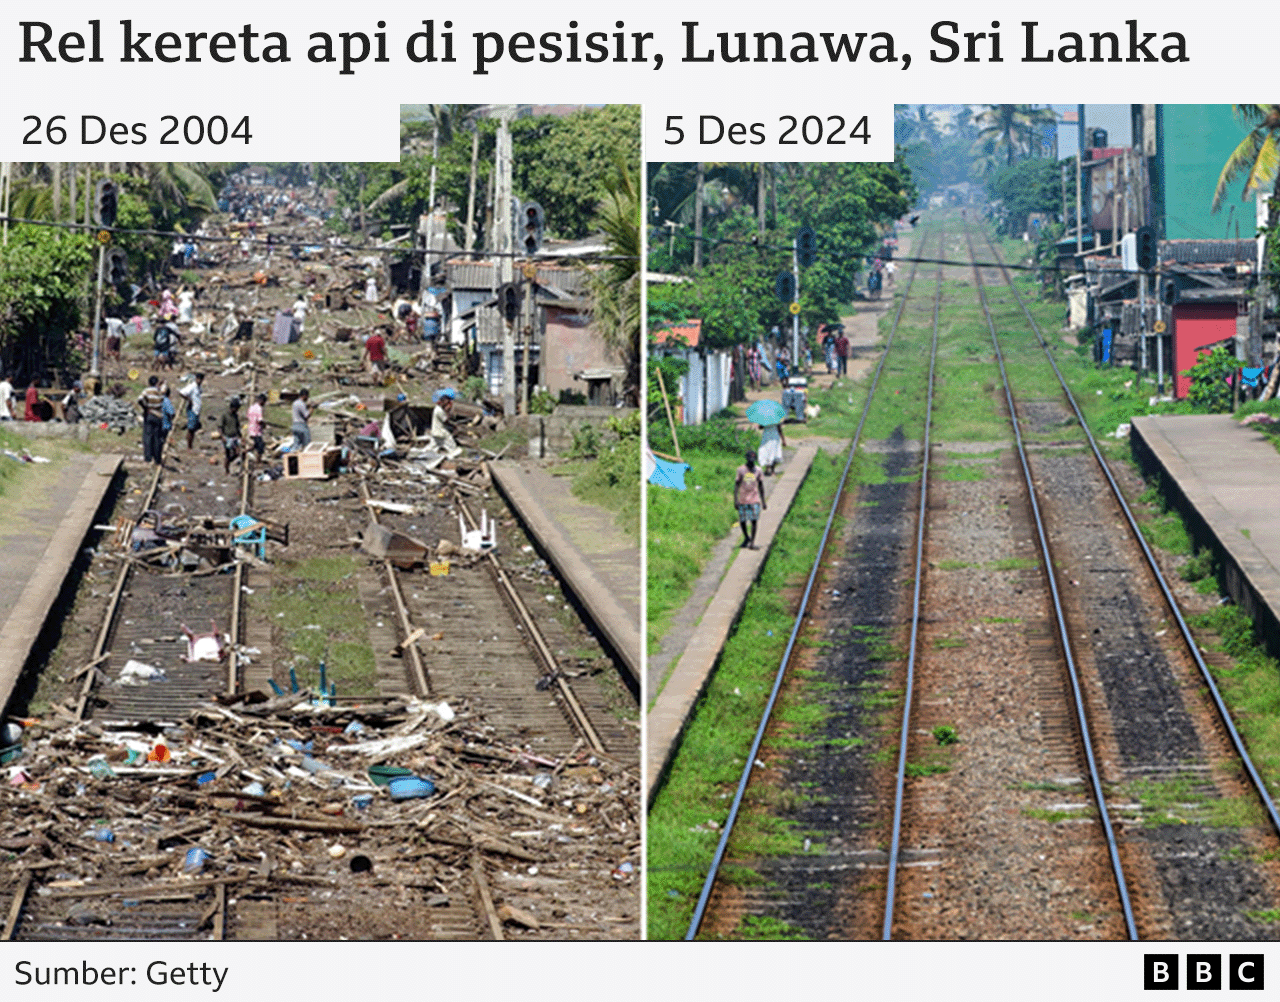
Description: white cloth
178,291,194,324
178,380,202,416
759,424,783,467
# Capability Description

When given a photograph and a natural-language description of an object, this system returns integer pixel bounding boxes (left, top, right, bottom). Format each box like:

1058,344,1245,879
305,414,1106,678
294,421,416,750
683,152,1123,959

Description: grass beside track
646,451,844,940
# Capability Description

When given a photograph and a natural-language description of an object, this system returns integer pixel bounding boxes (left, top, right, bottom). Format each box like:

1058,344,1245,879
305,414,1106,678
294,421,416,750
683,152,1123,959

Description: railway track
6,387,636,944
680,215,1280,941
684,226,938,939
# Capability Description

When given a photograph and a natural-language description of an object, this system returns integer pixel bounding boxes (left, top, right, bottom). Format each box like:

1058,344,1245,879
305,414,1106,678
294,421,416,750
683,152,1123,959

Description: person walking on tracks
220,397,243,475
179,372,204,449
247,392,267,462
138,375,166,465
291,388,312,451
735,450,767,550
160,383,176,451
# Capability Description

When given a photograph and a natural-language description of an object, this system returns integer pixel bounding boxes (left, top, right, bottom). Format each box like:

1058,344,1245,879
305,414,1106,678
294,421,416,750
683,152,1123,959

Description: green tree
970,105,1057,176
1184,345,1237,413
0,225,95,379
985,158,1062,236
511,106,641,239
586,161,641,401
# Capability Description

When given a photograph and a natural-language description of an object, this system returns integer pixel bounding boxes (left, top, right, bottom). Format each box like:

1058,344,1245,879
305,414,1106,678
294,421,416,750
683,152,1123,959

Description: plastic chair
230,514,267,560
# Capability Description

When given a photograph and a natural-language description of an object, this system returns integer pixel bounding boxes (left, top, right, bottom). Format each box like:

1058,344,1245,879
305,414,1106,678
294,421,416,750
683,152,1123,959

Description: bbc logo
1144,954,1264,990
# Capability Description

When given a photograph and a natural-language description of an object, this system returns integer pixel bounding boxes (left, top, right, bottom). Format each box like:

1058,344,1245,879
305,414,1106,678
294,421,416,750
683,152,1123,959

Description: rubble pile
80,395,137,435
0,693,639,939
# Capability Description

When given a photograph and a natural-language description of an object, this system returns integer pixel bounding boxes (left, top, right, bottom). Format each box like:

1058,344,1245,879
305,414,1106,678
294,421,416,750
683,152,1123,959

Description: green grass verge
262,555,377,697
646,452,844,940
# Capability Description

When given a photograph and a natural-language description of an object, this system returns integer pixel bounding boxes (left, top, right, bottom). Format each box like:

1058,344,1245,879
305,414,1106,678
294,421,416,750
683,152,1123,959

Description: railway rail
681,215,1280,941
683,227,937,939
5,380,636,944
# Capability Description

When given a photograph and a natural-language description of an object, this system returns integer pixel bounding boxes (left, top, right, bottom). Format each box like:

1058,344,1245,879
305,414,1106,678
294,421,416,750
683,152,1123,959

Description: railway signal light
795,226,817,269
500,282,522,323
1161,278,1178,306
1136,225,1157,272
775,271,796,303
107,247,129,287
520,201,545,255
95,179,118,229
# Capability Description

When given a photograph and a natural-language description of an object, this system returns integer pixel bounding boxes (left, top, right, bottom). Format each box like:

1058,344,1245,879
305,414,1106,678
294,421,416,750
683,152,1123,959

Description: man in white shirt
0,373,13,420
291,294,308,333
178,372,204,449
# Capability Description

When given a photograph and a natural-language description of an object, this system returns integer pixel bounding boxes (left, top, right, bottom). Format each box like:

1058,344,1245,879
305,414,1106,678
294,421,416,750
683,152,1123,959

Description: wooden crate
284,443,340,479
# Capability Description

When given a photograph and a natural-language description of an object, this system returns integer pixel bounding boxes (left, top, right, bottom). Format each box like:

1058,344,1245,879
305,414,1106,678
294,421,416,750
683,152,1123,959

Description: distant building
1139,105,1265,241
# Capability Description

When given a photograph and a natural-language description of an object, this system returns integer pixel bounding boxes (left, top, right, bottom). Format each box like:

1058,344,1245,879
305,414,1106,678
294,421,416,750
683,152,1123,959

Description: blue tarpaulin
649,456,691,491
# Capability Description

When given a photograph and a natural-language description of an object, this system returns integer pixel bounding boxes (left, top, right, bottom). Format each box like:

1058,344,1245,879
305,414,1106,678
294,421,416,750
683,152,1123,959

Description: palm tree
1213,105,1280,212
971,105,1057,172
1214,105,1280,395
121,163,217,227
586,161,640,401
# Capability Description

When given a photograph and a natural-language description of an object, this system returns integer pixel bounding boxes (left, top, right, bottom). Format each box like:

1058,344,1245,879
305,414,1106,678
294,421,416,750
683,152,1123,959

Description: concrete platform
488,460,640,686
646,444,819,806
1130,414,1280,651
0,452,123,716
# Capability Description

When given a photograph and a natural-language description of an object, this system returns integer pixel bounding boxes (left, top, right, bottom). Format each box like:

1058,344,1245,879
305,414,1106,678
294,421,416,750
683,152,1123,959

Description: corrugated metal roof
653,320,701,348
444,259,590,294
1159,239,1256,265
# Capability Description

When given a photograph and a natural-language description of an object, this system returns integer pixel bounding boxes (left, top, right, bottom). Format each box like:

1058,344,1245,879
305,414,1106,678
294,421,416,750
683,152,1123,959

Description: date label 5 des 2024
663,114,869,148
23,114,252,146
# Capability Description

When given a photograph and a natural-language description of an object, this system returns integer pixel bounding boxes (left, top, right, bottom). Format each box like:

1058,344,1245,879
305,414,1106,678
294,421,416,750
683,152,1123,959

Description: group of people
820,325,851,378
0,374,81,423
136,372,204,466
134,369,283,475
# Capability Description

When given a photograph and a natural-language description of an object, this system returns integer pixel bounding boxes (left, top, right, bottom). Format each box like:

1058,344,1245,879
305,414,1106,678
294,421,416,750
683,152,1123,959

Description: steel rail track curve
683,229,935,941
983,234,1280,844
965,224,1140,940
882,228,946,940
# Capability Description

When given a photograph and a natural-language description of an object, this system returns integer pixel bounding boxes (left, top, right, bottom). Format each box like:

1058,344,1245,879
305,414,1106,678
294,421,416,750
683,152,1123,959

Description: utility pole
90,240,106,380
1075,153,1083,255
0,162,9,247
758,163,767,239
494,114,516,417
1139,271,1147,380
791,237,800,372
465,127,480,254
693,162,705,270
522,263,535,414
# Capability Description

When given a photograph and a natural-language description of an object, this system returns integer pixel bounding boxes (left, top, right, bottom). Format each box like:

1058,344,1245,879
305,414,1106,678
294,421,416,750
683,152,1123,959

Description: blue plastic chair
230,514,267,560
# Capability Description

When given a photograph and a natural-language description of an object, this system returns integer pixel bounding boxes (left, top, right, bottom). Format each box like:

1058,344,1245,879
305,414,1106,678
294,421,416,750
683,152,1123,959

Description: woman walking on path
735,450,767,550
758,420,785,476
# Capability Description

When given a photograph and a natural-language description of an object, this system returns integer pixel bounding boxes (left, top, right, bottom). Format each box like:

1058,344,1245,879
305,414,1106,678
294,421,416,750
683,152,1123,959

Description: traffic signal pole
90,240,106,384
792,237,800,376
1139,271,1147,380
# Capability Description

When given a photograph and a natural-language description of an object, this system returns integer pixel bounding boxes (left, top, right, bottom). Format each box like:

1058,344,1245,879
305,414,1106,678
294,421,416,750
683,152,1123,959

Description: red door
1173,303,1236,399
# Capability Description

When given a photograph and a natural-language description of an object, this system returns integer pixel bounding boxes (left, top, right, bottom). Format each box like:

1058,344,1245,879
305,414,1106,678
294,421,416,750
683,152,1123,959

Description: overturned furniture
360,521,431,569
